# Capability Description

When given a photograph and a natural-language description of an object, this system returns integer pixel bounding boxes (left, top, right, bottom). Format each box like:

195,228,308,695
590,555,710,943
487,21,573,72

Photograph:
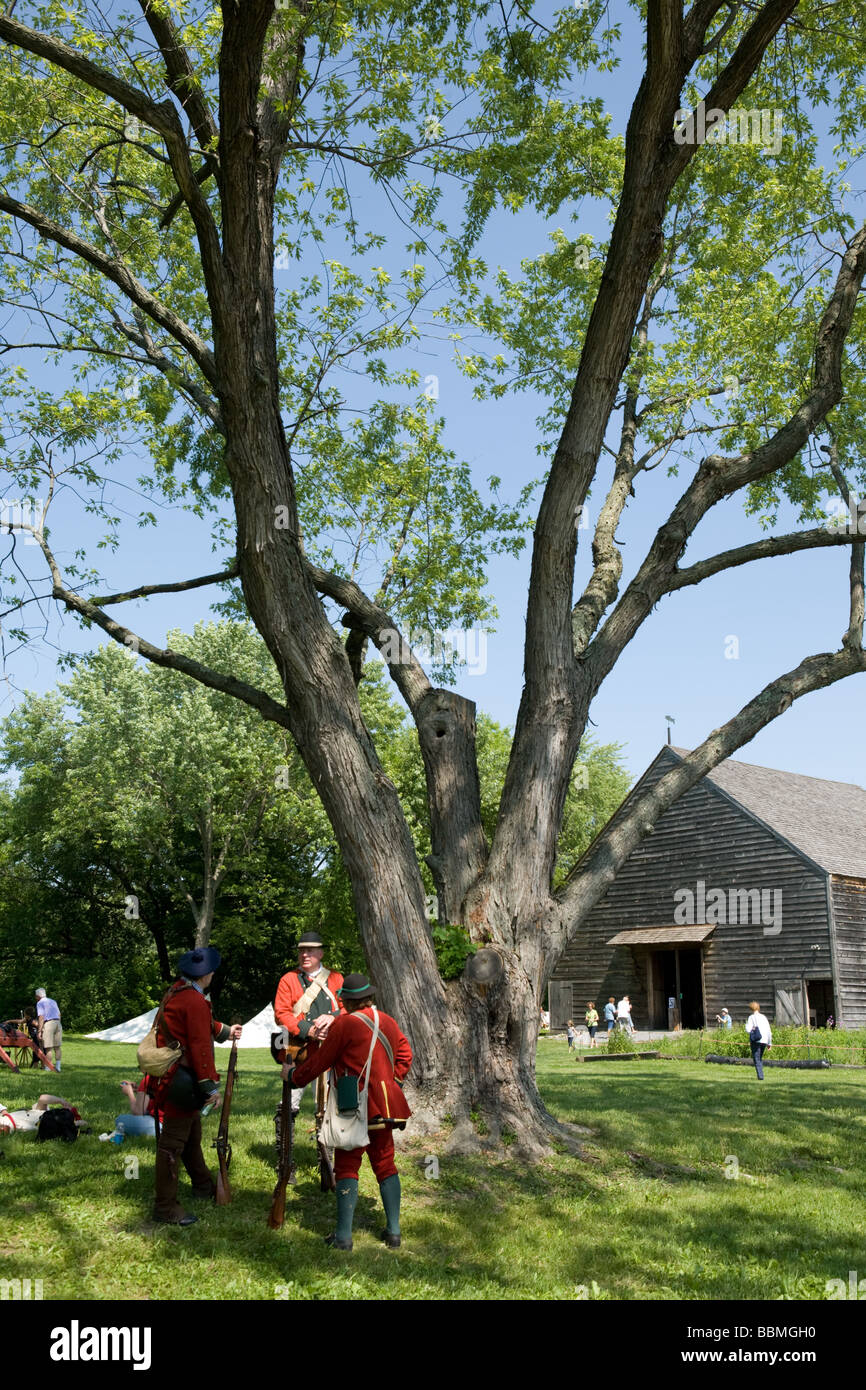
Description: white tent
86,1001,276,1047
216,1002,276,1048
86,1007,156,1043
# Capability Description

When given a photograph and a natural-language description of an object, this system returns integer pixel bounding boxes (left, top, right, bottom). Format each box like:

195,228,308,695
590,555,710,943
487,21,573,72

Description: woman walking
585,1002,599,1049
745,1001,772,1080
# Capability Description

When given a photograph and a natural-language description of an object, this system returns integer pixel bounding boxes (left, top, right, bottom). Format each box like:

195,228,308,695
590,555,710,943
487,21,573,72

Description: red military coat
152,980,230,1117
291,1006,412,1126
274,966,345,1041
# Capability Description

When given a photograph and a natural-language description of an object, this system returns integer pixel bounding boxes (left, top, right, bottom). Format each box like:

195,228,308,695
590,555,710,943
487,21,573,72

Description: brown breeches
153,1111,215,1219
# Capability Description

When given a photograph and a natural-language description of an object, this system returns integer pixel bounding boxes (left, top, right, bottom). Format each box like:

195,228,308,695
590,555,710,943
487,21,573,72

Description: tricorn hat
178,946,221,978
338,973,375,1000
297,931,324,949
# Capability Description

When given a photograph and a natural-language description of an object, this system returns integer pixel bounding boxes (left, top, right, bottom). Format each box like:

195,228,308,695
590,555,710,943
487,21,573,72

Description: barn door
774,981,805,1025
549,981,573,1031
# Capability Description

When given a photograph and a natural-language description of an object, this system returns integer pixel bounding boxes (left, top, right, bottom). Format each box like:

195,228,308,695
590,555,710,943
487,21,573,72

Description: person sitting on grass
118,1076,164,1135
0,1093,88,1134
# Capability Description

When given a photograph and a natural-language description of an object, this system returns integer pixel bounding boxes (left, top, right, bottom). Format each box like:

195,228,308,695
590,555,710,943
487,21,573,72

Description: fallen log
704,1053,830,1070
581,1050,660,1062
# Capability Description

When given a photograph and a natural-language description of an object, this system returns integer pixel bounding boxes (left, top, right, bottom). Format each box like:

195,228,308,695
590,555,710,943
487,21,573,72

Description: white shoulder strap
361,1007,380,1089
292,967,339,1019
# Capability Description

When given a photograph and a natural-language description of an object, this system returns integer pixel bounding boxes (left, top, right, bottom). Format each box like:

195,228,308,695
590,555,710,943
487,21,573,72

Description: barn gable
552,745,865,1029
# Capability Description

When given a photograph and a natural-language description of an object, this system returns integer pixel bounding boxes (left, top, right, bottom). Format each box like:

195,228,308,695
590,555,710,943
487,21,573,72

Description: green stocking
335,1178,359,1242
379,1174,401,1235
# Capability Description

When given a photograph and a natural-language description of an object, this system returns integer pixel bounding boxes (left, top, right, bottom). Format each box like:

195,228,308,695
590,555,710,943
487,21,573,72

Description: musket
268,1072,294,1229
213,1038,238,1206
315,1074,336,1192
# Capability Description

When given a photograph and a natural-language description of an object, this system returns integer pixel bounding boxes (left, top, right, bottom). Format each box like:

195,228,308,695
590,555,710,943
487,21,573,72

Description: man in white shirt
745,1001,773,1079
616,996,635,1035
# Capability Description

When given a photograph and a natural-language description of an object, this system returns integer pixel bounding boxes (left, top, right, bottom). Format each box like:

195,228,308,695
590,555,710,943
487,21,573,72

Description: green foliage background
0,624,631,1028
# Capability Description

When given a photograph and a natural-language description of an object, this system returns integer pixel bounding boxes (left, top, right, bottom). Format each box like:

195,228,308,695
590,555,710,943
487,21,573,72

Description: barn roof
669,747,866,878
607,925,716,946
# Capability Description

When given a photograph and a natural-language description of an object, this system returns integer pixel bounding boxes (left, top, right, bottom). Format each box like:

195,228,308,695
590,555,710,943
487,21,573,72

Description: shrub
655,1025,866,1064
606,1026,636,1053
431,923,478,980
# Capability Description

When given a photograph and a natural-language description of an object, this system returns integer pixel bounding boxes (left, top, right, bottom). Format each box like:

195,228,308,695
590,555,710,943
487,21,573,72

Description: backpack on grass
36,1108,78,1143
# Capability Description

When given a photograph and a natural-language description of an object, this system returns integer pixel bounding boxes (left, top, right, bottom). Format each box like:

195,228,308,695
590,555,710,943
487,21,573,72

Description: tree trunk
391,908,586,1159
148,917,172,984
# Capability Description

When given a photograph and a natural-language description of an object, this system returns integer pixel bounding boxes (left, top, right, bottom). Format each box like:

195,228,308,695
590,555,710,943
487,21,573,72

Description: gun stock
268,1075,294,1229
213,1039,237,1206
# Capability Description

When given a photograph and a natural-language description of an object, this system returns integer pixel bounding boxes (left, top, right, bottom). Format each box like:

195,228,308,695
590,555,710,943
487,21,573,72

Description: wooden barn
550,746,866,1031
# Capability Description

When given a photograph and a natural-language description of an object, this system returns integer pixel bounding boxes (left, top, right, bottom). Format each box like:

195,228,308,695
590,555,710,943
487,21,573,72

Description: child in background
566,1020,576,1050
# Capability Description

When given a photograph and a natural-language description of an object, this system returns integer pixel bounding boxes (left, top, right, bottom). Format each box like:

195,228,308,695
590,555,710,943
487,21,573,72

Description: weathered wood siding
553,748,832,1027
830,875,866,1027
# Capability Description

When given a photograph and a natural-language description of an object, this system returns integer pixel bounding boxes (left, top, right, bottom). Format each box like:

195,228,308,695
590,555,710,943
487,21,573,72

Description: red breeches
334,1126,398,1182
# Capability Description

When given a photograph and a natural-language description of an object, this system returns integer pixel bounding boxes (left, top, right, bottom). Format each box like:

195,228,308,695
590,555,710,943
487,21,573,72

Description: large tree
1,1,865,1153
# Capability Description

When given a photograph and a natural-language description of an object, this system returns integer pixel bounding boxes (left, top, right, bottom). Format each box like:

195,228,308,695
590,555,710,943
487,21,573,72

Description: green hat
338,973,375,1000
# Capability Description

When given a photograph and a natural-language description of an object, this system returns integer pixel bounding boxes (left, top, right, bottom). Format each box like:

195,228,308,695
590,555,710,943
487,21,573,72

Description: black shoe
190,1184,217,1200
380,1229,401,1248
324,1232,353,1251
153,1211,198,1227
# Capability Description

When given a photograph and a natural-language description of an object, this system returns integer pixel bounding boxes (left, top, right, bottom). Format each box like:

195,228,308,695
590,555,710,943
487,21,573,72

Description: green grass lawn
2,1036,864,1301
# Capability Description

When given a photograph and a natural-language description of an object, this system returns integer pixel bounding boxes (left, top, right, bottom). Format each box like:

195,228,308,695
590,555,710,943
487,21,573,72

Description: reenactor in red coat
288,973,412,1251
151,947,241,1226
273,930,344,1143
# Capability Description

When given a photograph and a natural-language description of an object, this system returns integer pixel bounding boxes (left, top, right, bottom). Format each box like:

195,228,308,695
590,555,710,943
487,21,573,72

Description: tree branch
0,192,218,387
307,562,432,714
90,566,239,607
846,537,865,650
110,316,223,429
668,526,866,592
557,640,866,931
260,0,311,167
308,561,488,913
587,221,866,693
0,12,179,140
0,10,225,296
137,1,220,158
8,518,291,729
490,0,799,912
137,0,222,230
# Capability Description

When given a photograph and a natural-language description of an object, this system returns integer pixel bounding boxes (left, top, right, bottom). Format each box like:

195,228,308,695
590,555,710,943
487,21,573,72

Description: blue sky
1,1,864,793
